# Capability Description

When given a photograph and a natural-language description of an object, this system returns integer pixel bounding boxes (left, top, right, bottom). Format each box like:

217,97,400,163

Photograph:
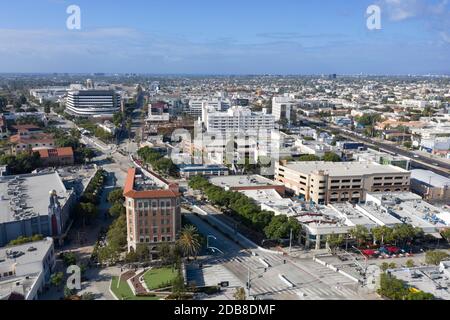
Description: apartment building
123,168,181,253
204,106,274,134
275,160,410,204
65,89,121,117
187,97,229,118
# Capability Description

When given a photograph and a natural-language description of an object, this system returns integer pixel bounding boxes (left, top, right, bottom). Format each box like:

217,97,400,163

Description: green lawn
111,276,159,300
143,267,178,290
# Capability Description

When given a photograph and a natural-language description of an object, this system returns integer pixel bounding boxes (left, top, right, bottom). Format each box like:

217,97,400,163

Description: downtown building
275,160,411,205
65,89,121,117
123,168,181,254
0,237,55,300
0,172,75,247
272,96,299,126
188,106,276,166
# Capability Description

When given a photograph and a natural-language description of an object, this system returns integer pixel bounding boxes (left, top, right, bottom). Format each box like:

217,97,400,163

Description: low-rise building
410,169,450,202
9,131,55,155
362,191,450,234
0,237,55,300
0,172,75,247
209,174,285,195
37,147,74,167
147,102,170,122
178,164,229,178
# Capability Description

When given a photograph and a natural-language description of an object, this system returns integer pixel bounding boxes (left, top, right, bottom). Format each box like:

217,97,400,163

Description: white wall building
65,89,121,117
0,238,55,300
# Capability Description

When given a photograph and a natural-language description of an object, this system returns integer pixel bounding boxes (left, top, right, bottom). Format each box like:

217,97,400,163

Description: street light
207,235,223,254
352,245,368,276
207,235,216,250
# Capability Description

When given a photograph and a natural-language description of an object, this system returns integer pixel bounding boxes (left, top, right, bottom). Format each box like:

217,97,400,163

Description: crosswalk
187,251,362,300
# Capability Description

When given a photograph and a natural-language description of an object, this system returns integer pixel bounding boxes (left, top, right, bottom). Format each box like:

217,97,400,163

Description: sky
0,0,449,75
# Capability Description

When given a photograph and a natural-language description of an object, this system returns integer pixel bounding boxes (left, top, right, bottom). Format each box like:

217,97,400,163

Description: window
153,237,158,242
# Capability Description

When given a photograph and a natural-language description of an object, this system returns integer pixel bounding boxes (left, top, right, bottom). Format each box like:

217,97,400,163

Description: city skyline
0,0,449,75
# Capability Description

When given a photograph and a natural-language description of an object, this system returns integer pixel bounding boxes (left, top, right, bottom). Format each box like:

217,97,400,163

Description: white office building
187,97,229,118
204,106,274,134
272,96,299,126
65,89,121,117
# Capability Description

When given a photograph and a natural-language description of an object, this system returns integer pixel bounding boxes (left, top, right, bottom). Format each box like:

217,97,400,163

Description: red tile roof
37,147,73,159
123,168,180,199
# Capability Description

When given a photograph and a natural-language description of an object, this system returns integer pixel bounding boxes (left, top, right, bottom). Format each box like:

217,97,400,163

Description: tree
50,272,64,288
107,188,124,204
78,202,98,225
82,148,95,163
113,112,124,127
233,287,246,300
177,225,202,260
61,252,77,266
380,262,390,272
109,202,125,218
425,250,450,266
326,233,344,254
349,225,369,247
264,215,300,240
171,272,186,297
391,224,422,246
322,152,341,162
405,259,415,268
405,291,434,300
64,286,76,298
80,292,95,300
297,154,321,162
378,273,409,300
441,229,450,243
371,226,393,245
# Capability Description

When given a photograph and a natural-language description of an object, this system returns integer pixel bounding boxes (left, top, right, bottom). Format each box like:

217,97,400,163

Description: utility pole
289,228,293,253
247,267,251,298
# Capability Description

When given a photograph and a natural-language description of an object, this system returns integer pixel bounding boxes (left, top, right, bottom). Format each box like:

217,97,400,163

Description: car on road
413,155,419,158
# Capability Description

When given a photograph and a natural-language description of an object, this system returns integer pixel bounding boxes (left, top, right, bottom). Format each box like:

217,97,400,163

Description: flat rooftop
279,161,409,176
123,168,179,199
209,175,284,189
411,169,450,188
389,267,450,300
367,191,422,203
0,172,70,224
0,273,40,300
356,203,403,226
239,188,284,204
329,203,377,227
0,237,53,266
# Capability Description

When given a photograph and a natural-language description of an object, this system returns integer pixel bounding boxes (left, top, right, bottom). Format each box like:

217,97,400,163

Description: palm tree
177,225,202,260
372,226,392,245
